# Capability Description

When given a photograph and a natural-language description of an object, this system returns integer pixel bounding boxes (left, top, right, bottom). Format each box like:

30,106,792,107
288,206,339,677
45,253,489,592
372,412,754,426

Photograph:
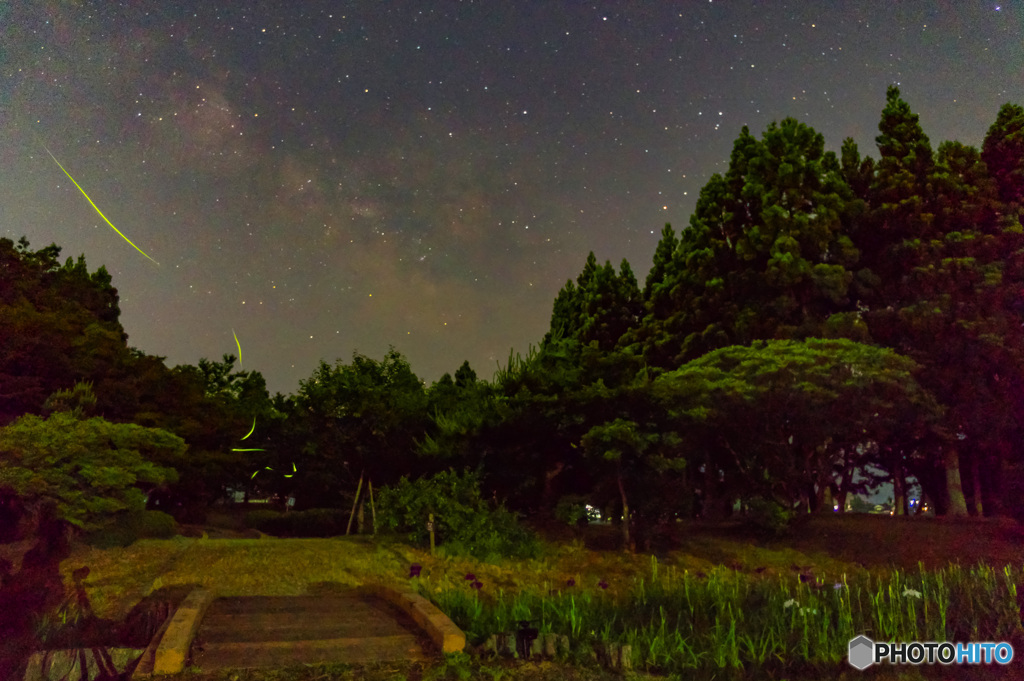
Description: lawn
58,513,1024,681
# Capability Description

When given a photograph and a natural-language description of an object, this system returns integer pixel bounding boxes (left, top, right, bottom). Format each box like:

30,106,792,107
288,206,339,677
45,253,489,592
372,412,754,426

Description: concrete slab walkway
189,592,432,671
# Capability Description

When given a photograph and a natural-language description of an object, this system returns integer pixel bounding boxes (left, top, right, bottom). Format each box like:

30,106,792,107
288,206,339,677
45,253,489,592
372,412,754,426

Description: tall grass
420,559,1024,676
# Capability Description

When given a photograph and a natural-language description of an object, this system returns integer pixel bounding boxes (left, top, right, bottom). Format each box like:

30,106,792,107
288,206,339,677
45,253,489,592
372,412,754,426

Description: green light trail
43,146,158,265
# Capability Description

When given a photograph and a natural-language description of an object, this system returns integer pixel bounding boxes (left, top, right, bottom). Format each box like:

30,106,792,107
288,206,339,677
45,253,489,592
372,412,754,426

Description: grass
418,559,1023,677
153,653,1022,681
158,656,693,681
58,513,1024,680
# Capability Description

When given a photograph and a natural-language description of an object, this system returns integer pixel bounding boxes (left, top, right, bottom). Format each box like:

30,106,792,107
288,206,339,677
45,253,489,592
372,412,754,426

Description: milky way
2,1,1020,394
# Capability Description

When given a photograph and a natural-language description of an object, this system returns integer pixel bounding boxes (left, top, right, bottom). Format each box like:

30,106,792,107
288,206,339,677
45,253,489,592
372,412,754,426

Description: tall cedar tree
644,223,678,298
845,87,1024,517
545,252,642,351
981,103,1024,209
630,118,860,368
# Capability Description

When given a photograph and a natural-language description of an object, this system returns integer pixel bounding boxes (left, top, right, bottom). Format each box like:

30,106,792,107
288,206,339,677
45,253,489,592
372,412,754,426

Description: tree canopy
2,86,1022,551
0,411,181,531
630,117,861,368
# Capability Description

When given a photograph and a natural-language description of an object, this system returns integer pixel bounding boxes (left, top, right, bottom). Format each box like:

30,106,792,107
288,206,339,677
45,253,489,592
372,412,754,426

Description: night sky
2,1,1021,395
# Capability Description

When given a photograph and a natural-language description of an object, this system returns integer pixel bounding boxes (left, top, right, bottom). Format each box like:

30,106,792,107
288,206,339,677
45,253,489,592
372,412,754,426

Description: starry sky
2,1,1021,396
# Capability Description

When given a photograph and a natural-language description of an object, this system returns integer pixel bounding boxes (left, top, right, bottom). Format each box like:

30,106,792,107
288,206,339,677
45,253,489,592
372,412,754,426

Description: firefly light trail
241,417,256,440
251,462,296,479
233,329,243,368
43,147,158,265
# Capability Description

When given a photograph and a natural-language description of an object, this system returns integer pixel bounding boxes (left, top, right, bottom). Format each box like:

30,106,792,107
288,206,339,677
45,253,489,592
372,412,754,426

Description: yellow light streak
43,146,158,265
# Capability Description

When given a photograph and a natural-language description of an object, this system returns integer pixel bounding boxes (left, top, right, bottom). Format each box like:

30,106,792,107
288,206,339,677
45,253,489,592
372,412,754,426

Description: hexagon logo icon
849,635,875,670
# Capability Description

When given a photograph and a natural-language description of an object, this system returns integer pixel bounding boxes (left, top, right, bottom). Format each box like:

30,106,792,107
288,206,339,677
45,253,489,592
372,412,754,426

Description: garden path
189,592,431,670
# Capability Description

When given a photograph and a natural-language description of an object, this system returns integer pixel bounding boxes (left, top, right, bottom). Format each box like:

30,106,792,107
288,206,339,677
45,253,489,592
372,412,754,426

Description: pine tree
454,360,477,388
981,103,1024,209
631,119,859,368
545,279,581,344
859,85,938,290
644,223,678,300
545,252,642,351
850,88,1024,517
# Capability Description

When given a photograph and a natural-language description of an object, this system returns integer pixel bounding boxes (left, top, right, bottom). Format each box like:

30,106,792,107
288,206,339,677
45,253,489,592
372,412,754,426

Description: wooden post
346,471,364,535
428,513,435,555
368,479,377,535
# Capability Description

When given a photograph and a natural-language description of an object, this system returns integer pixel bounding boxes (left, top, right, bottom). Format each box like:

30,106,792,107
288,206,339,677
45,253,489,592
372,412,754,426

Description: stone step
198,613,419,643
193,635,429,670
189,593,437,671
205,595,370,615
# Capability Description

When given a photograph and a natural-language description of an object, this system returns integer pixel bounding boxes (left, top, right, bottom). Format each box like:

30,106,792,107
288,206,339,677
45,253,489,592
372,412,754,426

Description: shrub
289,508,348,537
244,509,284,534
554,495,591,527
377,469,539,560
244,508,348,537
135,509,178,538
82,510,179,548
744,496,795,537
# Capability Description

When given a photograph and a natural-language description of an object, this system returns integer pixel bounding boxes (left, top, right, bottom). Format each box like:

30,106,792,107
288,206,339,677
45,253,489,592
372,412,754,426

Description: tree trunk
820,483,834,513
988,442,1008,518
541,461,565,509
892,453,906,516
943,447,969,517
970,454,984,517
357,496,365,534
912,461,943,515
836,483,848,513
836,454,855,513
617,472,633,553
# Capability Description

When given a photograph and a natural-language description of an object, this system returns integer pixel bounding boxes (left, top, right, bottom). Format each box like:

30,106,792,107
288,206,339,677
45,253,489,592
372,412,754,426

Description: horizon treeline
2,86,1022,548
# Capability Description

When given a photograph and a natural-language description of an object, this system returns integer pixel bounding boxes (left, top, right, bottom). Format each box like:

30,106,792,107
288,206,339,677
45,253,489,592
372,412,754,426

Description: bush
82,510,179,548
136,509,178,538
244,507,348,537
377,469,539,560
744,496,795,537
244,509,284,533
292,508,348,537
554,495,591,528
